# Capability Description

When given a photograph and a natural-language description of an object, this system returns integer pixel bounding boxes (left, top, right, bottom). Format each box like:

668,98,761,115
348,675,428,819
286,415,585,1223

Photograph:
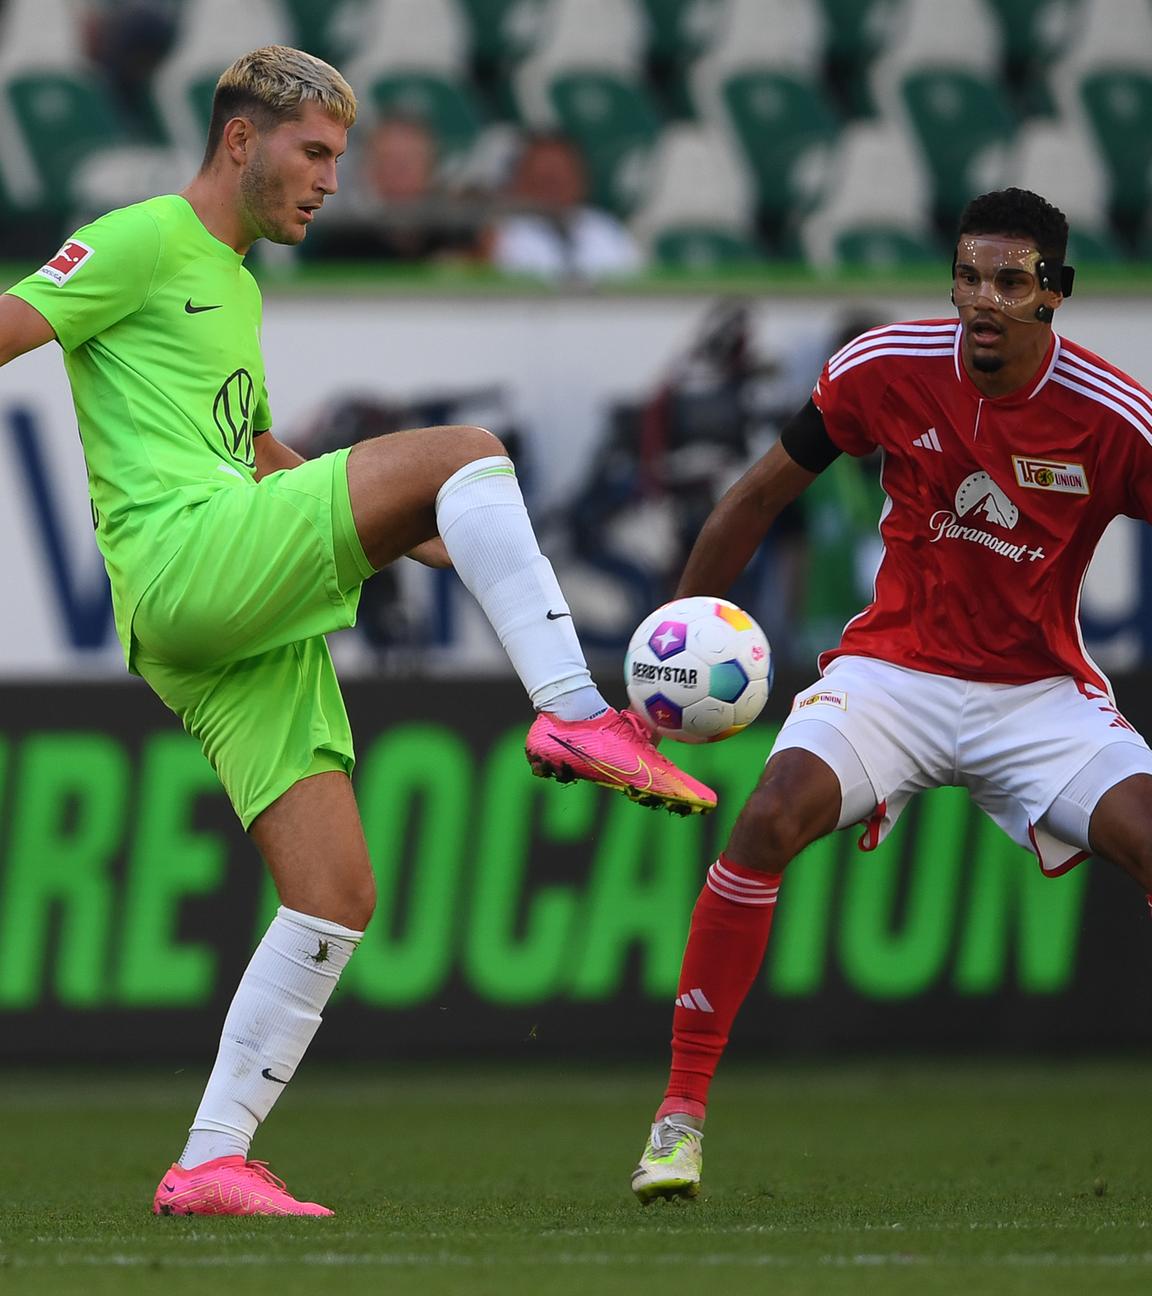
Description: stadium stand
629,121,759,266
818,0,907,118
151,0,292,157
456,0,555,118
345,0,486,171
799,120,938,269
869,0,1015,237
1006,116,1119,261
690,0,826,115
0,0,131,210
512,0,662,215
1051,0,1152,248
690,0,838,251
984,0,1085,117
637,0,729,119
1,0,1152,269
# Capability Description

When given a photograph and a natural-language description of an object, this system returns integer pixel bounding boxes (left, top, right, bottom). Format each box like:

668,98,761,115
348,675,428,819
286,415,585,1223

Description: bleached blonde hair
204,45,357,162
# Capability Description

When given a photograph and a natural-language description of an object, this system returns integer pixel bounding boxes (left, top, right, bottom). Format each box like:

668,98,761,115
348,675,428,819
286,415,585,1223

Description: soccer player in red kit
631,188,1152,1202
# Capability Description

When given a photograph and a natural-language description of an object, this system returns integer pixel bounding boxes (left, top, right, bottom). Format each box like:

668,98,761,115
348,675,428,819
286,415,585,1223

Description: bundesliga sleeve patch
36,240,95,285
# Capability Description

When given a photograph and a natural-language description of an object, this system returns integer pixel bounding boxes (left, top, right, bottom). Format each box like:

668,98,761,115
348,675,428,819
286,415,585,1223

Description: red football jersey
811,319,1152,693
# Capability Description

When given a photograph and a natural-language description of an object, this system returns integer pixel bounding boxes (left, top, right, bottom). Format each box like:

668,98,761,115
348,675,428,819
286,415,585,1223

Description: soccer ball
625,596,773,742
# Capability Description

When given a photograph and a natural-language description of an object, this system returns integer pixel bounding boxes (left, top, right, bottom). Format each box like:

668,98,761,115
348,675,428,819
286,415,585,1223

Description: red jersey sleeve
811,339,880,457
1123,408,1152,523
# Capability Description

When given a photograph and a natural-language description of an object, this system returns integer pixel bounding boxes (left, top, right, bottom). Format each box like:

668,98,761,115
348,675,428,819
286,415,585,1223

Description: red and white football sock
657,854,781,1122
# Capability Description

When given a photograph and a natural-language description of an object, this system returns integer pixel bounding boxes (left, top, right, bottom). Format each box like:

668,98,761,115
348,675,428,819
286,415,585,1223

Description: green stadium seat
719,70,840,238
456,0,553,67
454,0,553,118
280,0,350,65
898,69,1016,228
183,71,218,137
1064,226,1123,263
654,226,763,267
818,0,905,117
834,226,939,267
3,70,130,209
637,0,727,118
1079,71,1152,236
984,0,1083,117
640,0,725,64
151,0,291,155
547,71,664,214
370,72,484,163
800,121,935,269
1008,119,1116,259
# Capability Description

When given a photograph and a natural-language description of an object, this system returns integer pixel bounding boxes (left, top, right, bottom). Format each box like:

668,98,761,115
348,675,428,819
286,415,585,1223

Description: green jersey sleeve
255,378,272,433
6,205,162,352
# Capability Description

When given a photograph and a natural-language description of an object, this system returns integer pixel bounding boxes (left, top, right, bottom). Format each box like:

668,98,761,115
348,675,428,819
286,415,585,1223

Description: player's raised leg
632,748,841,1201
154,772,373,1217
345,424,716,815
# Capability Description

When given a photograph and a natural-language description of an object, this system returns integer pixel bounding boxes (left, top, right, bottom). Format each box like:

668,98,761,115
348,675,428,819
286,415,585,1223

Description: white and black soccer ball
625,596,773,743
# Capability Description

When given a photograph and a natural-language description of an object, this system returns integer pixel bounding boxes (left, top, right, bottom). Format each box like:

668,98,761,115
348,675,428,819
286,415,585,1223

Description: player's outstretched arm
675,438,817,598
0,294,56,367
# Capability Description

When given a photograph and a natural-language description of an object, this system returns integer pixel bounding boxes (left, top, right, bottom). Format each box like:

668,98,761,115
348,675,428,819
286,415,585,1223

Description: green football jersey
5,194,272,665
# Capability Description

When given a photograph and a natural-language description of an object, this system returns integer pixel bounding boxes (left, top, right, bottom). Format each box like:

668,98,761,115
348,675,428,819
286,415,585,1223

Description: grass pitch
2,1058,1151,1295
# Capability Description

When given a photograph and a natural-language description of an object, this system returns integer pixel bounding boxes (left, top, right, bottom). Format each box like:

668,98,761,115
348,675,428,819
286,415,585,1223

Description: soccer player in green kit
0,46,715,1216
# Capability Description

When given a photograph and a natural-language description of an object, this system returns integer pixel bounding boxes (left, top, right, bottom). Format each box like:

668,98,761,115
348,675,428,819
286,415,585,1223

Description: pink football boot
153,1157,333,1216
526,707,716,815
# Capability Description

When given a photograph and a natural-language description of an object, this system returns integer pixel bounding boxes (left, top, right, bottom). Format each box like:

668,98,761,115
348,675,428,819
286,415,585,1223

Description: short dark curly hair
957,188,1069,263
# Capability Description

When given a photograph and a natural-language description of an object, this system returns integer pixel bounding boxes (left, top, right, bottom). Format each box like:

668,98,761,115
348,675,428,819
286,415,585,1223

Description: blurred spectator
301,115,483,264
80,0,180,141
483,132,644,282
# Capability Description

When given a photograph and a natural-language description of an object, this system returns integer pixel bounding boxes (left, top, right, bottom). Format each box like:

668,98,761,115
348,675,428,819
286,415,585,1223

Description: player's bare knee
444,423,507,468
728,788,812,873
345,870,377,930
330,890,374,933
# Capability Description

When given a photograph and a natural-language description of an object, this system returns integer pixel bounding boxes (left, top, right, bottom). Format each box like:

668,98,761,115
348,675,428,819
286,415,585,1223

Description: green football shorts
131,447,376,828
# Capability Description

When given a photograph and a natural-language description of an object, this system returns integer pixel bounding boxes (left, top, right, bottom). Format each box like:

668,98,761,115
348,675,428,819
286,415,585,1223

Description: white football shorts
772,655,1152,875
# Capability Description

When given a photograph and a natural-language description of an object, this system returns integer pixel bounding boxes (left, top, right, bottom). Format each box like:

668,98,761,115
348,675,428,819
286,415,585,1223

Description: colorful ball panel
709,660,749,703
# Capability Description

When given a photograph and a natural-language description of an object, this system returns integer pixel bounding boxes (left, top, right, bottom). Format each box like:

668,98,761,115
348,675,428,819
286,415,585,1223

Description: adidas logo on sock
675,987,714,1012
912,426,942,451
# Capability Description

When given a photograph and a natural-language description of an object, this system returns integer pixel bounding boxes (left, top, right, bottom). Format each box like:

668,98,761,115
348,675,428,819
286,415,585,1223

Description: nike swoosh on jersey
185,300,223,314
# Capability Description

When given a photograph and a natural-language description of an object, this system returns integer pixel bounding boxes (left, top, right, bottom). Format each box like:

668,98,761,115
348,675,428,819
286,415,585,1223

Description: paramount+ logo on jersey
928,471,1046,564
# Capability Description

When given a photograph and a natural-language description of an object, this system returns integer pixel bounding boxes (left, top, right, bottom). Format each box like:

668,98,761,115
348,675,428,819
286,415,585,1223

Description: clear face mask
951,235,1072,324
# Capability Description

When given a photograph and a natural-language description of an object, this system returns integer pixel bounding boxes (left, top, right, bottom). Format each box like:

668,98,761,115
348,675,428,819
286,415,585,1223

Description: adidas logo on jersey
912,427,942,451
675,988,714,1013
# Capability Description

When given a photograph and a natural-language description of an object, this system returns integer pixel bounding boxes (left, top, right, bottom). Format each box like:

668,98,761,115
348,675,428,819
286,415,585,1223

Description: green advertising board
0,678,1146,1059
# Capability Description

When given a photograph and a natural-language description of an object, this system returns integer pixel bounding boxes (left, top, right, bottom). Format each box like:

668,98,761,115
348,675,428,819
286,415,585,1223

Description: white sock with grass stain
178,907,361,1168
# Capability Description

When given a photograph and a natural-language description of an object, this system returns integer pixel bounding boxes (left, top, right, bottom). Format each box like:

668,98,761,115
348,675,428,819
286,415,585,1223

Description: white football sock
178,906,362,1168
436,456,607,717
